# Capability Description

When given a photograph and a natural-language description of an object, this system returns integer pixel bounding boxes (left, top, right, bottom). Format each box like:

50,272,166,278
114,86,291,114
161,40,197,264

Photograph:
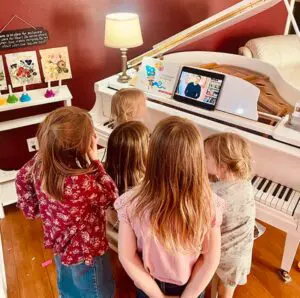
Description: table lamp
105,13,143,83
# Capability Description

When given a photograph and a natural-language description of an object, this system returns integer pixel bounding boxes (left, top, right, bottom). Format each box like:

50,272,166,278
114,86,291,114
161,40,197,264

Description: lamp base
118,73,131,83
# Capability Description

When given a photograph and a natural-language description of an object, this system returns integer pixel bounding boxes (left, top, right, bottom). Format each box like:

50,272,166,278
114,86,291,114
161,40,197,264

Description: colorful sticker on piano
5,51,41,88
39,47,72,82
0,55,7,91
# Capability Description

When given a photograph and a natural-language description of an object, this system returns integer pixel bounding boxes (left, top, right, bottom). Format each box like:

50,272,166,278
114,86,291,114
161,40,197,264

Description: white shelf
0,85,72,112
0,170,17,183
0,85,72,132
0,113,48,132
0,180,18,207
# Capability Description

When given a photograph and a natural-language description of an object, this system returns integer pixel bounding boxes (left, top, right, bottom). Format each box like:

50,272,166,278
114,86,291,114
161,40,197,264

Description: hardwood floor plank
1,216,20,298
3,205,54,298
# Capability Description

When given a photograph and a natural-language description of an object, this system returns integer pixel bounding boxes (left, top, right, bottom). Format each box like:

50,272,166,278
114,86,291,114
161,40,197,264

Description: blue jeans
136,279,205,297
54,253,115,298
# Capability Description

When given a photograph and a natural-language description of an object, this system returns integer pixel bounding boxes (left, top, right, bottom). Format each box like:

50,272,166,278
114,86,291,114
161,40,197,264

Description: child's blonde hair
35,106,95,200
105,121,149,195
133,116,213,254
111,88,146,125
204,132,252,180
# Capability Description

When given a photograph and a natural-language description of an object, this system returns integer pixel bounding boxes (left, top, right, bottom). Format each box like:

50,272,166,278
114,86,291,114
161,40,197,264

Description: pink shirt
114,191,224,285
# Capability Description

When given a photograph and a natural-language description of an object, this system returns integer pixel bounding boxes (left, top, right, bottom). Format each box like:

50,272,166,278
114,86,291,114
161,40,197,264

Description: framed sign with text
0,27,49,50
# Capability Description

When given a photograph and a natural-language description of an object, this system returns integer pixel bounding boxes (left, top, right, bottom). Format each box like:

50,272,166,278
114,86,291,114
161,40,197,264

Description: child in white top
204,132,255,298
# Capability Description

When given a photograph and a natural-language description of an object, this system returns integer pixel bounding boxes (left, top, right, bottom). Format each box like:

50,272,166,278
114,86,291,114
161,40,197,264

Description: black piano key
292,196,300,216
257,178,266,190
278,186,287,199
272,184,281,196
251,176,258,184
104,120,111,126
284,188,293,202
108,123,114,129
263,180,272,193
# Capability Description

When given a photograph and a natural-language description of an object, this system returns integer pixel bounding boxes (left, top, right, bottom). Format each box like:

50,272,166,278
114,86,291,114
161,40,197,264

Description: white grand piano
91,0,300,281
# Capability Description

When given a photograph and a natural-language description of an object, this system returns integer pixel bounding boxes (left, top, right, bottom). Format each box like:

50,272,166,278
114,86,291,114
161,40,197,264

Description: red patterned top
15,157,118,265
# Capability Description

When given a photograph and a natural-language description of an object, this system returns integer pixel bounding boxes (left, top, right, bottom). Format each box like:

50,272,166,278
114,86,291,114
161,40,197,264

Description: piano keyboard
252,176,300,217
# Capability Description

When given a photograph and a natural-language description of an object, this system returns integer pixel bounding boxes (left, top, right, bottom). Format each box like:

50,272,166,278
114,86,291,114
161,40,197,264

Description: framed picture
0,56,7,91
134,57,179,97
40,47,72,82
5,51,41,88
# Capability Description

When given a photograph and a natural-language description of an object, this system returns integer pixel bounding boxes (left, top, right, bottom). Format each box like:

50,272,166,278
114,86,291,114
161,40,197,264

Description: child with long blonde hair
114,116,224,298
16,106,118,298
204,133,255,298
104,121,149,235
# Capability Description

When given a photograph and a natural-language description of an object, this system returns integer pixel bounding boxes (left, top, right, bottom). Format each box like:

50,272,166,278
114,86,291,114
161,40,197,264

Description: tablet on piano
173,66,225,111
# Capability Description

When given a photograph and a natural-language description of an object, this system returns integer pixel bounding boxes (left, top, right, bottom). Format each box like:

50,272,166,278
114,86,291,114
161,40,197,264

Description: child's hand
88,133,99,161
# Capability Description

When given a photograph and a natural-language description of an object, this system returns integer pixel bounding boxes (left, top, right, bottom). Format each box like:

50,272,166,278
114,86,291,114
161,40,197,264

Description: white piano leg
0,204,4,219
279,233,300,282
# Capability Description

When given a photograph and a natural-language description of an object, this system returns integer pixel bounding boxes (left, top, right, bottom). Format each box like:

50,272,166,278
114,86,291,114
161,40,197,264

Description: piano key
287,192,300,215
292,192,300,216
272,184,281,197
265,183,279,206
257,178,267,190
270,185,283,208
103,120,114,126
260,182,277,204
276,188,290,211
253,177,262,189
251,175,258,184
255,179,270,202
285,188,293,202
292,192,300,217
263,180,272,193
278,186,287,199
281,190,296,214
253,177,263,199
282,190,296,214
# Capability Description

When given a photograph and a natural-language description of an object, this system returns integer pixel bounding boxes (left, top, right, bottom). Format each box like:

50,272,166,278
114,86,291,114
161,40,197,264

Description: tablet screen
173,67,225,110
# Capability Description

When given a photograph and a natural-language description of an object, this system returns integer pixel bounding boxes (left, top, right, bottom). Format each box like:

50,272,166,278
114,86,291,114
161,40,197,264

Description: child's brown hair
111,88,146,125
133,116,213,254
35,106,95,200
204,132,252,180
105,121,149,195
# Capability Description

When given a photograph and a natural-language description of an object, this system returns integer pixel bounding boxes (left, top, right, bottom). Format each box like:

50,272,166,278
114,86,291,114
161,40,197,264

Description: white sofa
238,35,300,90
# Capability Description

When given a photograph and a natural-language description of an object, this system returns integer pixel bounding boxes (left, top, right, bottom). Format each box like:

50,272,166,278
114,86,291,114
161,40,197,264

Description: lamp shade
104,13,143,49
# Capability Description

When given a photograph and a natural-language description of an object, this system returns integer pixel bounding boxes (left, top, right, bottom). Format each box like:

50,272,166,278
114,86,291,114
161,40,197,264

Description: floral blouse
15,157,118,265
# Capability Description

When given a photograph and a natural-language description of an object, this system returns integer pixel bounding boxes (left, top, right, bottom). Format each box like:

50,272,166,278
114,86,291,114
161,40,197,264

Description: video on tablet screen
175,71,223,106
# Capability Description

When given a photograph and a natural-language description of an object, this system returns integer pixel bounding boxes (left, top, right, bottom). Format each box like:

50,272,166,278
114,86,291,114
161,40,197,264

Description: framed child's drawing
40,47,72,82
5,51,41,88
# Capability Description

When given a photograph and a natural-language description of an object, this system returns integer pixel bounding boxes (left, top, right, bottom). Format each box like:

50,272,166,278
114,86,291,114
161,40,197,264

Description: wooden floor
2,205,300,298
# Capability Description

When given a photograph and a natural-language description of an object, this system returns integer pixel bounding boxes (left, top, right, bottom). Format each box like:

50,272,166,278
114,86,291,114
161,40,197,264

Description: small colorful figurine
44,81,55,98
20,86,31,102
7,85,18,104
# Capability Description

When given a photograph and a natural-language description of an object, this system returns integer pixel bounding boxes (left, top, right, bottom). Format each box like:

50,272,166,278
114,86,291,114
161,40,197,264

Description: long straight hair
133,116,213,253
105,121,149,195
35,106,95,200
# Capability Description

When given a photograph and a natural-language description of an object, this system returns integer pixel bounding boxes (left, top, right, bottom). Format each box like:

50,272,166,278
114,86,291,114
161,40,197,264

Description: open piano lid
128,0,282,68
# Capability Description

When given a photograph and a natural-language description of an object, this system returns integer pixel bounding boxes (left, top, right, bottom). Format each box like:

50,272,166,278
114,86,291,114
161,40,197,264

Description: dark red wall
0,0,287,169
